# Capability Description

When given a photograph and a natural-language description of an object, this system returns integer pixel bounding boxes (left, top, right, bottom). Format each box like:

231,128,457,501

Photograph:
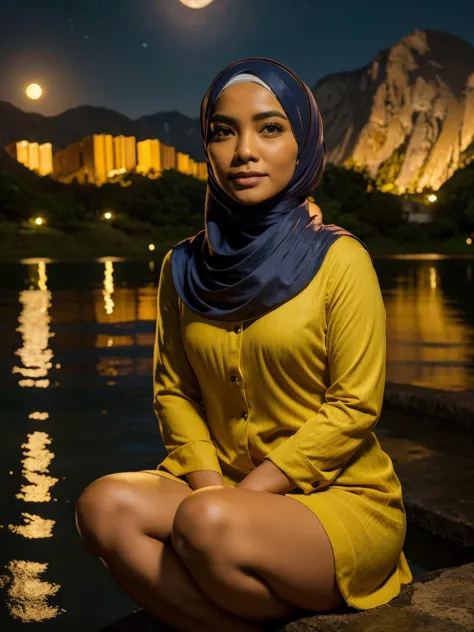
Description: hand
236,460,298,495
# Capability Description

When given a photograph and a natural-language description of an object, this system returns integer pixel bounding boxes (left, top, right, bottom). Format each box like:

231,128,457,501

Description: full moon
26,83,43,100
178,0,215,8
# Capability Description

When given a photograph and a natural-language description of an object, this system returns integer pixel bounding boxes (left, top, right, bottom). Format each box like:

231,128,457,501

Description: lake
0,254,473,631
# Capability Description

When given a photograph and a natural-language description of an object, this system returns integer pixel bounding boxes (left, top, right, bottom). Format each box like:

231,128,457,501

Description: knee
171,489,242,562
75,475,138,552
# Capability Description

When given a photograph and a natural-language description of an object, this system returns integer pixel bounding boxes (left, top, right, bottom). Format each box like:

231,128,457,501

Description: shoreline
1,221,473,262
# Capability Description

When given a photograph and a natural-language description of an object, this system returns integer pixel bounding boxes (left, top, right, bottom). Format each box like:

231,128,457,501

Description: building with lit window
136,139,161,175
53,134,115,185
5,140,53,176
7,134,207,184
113,135,137,175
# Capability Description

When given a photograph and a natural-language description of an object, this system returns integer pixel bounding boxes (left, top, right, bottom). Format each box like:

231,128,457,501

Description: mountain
312,29,474,193
0,102,205,163
2,29,474,193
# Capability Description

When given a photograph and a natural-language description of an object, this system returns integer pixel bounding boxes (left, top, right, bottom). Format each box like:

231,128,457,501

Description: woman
76,58,413,632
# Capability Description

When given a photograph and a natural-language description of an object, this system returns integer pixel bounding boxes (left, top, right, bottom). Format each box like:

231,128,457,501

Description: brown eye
263,123,284,134
210,122,284,139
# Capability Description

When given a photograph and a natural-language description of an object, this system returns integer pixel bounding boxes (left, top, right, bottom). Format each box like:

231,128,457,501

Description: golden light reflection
138,286,157,321
16,432,59,503
28,412,49,421
8,514,54,539
12,262,54,388
97,357,133,377
385,261,474,390
4,560,62,622
95,334,134,348
38,261,47,291
103,260,115,315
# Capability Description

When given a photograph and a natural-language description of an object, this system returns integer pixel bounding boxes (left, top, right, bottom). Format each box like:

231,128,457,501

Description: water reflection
15,431,58,503
0,255,473,631
12,262,54,388
382,259,474,390
102,260,115,316
4,260,62,623
93,261,156,378
8,514,55,539
3,560,62,623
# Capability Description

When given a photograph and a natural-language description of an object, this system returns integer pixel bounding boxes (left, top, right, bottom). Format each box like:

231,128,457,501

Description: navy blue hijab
170,57,372,322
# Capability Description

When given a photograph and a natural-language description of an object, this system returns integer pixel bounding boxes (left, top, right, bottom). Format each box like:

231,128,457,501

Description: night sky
1,0,473,120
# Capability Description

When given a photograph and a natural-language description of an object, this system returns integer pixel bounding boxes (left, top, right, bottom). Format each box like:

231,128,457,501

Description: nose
233,129,259,162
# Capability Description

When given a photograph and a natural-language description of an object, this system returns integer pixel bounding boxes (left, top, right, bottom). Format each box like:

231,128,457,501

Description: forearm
186,470,225,491
237,460,298,494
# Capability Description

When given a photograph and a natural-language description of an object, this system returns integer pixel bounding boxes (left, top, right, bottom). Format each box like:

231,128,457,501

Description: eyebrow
210,110,289,124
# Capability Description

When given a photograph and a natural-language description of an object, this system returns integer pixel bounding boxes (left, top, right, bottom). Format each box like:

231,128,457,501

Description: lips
229,171,265,179
231,175,266,187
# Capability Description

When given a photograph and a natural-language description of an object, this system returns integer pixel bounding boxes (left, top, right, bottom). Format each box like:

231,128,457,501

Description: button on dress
142,235,413,610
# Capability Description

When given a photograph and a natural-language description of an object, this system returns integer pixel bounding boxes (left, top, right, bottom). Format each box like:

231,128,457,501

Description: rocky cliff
312,29,474,193
2,29,474,194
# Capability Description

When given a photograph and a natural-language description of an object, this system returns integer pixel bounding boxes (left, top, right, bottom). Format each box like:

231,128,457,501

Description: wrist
186,470,225,491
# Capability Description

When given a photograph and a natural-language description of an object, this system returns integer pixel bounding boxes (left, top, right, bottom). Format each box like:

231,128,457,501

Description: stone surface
98,563,474,631
312,29,474,193
384,381,474,431
378,403,474,547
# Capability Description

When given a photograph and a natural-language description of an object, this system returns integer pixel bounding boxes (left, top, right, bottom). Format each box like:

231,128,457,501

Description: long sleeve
264,238,386,495
153,249,222,478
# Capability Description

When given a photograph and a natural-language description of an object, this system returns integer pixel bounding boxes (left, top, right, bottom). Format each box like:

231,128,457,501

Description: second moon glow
178,0,215,8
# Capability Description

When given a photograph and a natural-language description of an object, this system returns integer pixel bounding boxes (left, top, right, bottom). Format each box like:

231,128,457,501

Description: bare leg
76,473,270,632
95,523,263,632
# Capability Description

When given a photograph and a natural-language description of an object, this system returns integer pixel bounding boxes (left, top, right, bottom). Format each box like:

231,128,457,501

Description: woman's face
207,82,299,205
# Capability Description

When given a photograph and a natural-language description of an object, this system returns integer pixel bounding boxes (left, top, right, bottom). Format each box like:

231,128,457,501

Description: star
142,41,148,48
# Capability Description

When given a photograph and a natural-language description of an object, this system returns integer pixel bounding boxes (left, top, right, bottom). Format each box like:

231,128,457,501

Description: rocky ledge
100,562,474,631
384,382,474,431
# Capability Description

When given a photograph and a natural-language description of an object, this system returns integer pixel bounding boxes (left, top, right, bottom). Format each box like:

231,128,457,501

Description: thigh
76,471,193,545
174,487,343,612
247,493,342,611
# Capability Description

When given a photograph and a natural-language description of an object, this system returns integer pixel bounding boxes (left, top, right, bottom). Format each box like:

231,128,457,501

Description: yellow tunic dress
143,234,413,611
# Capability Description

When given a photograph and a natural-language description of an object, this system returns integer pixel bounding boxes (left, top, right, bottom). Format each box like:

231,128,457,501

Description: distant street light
35,217,44,226
104,211,112,220
427,194,437,203
467,238,472,246
148,244,155,251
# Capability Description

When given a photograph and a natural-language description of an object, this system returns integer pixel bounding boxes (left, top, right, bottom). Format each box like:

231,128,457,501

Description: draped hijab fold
170,57,373,322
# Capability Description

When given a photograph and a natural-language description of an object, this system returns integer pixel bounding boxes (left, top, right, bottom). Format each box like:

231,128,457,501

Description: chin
229,188,275,205
235,194,268,205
